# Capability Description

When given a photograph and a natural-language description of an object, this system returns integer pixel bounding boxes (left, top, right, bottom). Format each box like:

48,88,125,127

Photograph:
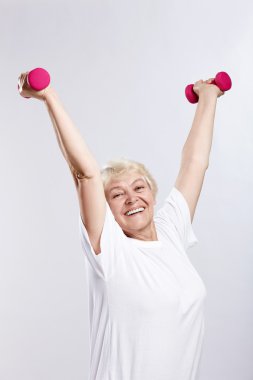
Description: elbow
69,163,100,181
75,169,99,181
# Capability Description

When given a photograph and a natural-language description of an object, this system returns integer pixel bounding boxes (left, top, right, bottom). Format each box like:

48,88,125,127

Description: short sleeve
78,202,126,281
154,186,198,251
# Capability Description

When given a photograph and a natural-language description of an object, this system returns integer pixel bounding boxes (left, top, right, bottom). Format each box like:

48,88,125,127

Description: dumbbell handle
185,71,232,104
18,68,50,99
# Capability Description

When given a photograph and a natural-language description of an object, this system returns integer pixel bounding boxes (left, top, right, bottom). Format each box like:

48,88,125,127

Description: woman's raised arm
175,79,224,222
18,72,106,254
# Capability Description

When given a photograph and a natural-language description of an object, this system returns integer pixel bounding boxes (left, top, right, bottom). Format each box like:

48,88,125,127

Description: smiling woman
101,163,159,241
78,156,207,379
18,68,222,380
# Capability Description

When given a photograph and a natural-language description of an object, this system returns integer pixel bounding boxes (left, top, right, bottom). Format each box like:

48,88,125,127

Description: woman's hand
18,72,51,101
193,78,224,99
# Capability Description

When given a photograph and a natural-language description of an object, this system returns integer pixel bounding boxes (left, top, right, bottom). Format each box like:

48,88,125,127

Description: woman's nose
126,193,138,204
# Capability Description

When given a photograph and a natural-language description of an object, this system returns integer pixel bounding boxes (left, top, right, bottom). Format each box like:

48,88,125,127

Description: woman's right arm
18,73,106,254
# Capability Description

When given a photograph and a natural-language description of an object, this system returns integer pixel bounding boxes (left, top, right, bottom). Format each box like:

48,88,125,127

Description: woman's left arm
175,79,224,222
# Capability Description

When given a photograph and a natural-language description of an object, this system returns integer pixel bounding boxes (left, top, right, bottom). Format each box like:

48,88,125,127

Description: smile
125,207,145,216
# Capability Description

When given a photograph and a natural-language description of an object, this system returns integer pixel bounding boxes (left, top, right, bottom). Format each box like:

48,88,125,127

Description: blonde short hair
101,157,158,199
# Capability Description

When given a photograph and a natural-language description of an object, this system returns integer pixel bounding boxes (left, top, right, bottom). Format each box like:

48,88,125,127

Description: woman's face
104,171,157,240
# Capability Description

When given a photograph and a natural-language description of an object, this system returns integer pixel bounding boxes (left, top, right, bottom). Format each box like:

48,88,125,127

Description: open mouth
125,207,145,216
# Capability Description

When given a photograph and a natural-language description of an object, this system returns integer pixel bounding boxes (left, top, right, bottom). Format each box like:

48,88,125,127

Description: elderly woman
18,72,224,380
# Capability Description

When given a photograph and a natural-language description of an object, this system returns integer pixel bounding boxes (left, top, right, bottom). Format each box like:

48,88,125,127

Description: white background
0,0,252,379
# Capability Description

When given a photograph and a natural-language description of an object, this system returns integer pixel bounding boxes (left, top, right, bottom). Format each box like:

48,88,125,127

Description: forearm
181,93,218,168
43,88,100,179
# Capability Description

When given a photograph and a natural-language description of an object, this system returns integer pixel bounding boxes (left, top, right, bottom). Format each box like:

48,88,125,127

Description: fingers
18,73,25,92
17,72,28,91
192,77,225,99
194,78,214,85
194,79,203,86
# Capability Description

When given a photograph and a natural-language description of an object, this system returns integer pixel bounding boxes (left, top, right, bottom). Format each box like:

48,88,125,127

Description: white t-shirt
79,186,207,380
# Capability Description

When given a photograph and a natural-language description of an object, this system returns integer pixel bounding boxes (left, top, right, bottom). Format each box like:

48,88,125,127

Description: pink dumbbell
18,68,50,99
185,71,232,103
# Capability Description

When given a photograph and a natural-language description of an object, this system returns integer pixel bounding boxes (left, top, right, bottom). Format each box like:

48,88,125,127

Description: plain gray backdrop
1,0,252,379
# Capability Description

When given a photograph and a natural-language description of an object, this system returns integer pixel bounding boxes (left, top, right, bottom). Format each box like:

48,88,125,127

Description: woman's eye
113,187,144,198
113,193,122,198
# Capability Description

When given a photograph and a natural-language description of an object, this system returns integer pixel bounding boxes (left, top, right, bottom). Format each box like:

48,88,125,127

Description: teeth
126,207,145,216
